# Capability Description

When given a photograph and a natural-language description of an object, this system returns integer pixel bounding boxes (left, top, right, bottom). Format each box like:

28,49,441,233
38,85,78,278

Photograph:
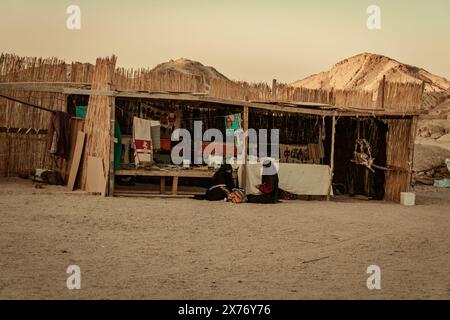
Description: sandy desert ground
0,178,449,300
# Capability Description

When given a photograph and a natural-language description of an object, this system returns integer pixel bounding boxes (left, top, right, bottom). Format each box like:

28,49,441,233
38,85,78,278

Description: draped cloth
47,111,71,159
239,163,332,196
133,117,153,166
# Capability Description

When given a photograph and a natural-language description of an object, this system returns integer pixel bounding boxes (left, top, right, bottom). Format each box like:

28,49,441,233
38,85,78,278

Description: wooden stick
327,115,336,201
0,93,55,114
272,79,277,102
108,98,116,197
407,116,418,191
380,75,386,110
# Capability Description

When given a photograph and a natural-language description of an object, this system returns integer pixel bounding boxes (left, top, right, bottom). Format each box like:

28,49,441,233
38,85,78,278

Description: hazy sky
0,0,449,83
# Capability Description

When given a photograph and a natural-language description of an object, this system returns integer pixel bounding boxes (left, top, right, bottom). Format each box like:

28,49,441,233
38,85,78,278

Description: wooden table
115,168,215,195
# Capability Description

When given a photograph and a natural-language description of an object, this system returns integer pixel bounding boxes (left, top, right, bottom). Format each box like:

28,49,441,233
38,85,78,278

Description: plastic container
182,159,191,169
400,192,415,206
76,106,88,119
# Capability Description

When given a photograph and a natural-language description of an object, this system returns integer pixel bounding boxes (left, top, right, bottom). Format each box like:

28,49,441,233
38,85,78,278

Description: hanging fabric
47,111,71,159
224,113,242,137
114,120,122,169
133,117,154,167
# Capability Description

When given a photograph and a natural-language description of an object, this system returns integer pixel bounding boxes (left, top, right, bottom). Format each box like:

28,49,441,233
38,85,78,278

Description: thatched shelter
0,54,426,202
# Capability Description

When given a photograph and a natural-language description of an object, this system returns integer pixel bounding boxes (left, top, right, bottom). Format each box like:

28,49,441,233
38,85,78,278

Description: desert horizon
1,0,450,82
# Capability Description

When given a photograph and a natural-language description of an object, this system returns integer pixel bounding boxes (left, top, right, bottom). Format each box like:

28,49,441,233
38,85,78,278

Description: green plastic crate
76,106,88,119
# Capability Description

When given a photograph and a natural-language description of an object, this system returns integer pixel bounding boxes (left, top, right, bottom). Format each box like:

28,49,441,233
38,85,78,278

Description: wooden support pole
272,79,277,102
419,81,425,111
407,116,418,191
241,105,249,190
108,98,116,197
327,115,336,201
380,75,386,109
160,177,166,194
172,176,179,195
6,131,11,177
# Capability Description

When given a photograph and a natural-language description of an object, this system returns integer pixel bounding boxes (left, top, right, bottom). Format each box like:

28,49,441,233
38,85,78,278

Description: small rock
431,133,443,139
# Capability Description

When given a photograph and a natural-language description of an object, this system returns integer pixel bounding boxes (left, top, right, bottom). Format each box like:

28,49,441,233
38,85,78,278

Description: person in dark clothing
247,160,279,204
194,164,235,201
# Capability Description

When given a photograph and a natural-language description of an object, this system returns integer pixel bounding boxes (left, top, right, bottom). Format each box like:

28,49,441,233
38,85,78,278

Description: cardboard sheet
86,156,106,196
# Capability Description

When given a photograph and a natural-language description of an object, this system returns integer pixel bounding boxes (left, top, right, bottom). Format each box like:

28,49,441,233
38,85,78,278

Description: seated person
247,160,279,204
194,164,235,201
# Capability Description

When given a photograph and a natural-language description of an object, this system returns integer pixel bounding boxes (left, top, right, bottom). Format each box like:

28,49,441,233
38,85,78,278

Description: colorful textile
308,143,325,164
225,114,242,137
227,189,247,203
258,182,274,194
279,189,297,200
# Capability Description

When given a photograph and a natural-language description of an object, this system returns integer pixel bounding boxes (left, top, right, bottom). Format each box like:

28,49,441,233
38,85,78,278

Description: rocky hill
292,53,450,94
150,58,228,89
292,53,450,175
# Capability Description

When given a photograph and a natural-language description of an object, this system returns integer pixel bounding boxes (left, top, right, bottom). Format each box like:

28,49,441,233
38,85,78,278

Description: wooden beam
62,88,116,96
114,192,203,199
241,105,249,191
0,93,55,113
418,114,448,120
327,115,337,201
114,168,215,178
0,127,48,134
247,102,423,117
0,83,64,93
248,102,335,116
0,81,90,86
